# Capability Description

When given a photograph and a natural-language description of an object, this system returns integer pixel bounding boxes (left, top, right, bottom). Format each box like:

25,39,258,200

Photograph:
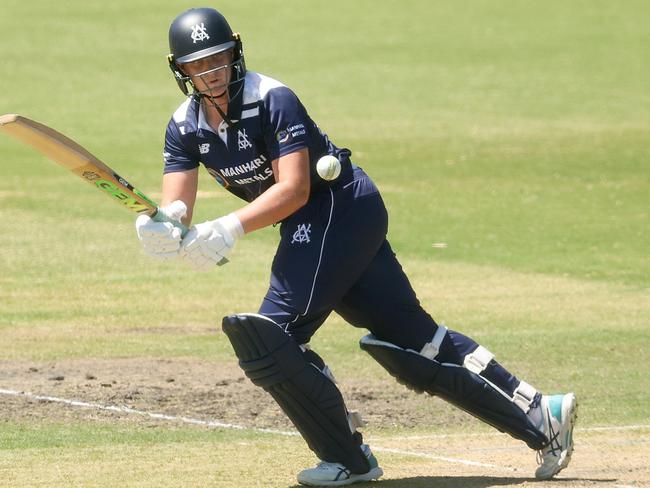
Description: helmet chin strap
195,71,236,127
201,92,235,127
189,61,246,128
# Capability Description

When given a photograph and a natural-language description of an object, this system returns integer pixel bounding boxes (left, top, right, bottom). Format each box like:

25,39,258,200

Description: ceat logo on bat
94,180,149,213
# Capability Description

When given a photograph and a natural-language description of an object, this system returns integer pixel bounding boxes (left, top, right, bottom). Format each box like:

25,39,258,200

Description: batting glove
135,200,187,260
180,213,244,271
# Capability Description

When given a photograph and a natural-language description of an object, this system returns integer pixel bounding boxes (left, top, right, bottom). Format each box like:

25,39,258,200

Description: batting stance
135,7,578,486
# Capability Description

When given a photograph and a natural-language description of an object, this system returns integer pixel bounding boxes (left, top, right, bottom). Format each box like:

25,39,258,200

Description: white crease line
580,424,650,432
370,447,515,472
0,388,296,437
0,388,512,472
369,424,650,442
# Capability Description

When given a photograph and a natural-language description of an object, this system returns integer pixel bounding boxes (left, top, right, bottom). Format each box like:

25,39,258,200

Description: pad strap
347,411,366,431
463,346,495,374
513,380,537,413
420,325,448,360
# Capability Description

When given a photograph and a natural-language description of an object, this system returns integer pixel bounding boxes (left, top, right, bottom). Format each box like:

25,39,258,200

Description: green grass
0,422,308,487
0,0,648,486
0,421,253,450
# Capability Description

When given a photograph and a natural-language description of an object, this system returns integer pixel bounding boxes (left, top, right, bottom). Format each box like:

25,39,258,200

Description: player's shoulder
168,96,200,134
243,71,295,105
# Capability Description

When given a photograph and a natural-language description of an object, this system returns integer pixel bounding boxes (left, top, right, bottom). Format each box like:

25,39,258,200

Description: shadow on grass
290,475,618,487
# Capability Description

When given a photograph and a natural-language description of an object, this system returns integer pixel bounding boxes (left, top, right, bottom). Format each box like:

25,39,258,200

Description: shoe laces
313,446,371,472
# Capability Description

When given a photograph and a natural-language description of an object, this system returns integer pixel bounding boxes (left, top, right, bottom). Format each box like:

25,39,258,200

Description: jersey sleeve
262,86,310,161
163,118,200,173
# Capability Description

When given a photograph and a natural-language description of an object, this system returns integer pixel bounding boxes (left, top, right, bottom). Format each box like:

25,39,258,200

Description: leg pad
222,314,370,474
360,334,548,449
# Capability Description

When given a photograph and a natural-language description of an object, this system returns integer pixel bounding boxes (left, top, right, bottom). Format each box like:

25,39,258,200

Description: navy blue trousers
258,166,530,427
259,167,437,350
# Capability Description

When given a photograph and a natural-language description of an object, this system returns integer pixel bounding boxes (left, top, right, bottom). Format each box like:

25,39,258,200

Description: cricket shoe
297,444,383,486
535,393,578,479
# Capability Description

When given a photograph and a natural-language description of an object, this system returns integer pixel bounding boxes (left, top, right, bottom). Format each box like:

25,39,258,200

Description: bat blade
0,113,158,216
0,114,226,262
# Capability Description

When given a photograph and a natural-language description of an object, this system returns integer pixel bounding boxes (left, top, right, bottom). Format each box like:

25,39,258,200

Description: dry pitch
2,357,648,487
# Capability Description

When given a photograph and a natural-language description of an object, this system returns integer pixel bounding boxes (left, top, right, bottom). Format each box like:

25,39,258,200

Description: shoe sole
297,467,384,486
536,393,578,479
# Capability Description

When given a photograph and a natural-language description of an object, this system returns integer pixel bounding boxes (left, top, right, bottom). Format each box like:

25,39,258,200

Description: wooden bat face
0,114,158,215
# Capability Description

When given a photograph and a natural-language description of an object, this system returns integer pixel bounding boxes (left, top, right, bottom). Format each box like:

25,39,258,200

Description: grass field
1,1,648,487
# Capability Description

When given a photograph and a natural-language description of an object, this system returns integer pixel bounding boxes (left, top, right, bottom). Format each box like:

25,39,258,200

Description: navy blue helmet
167,7,246,100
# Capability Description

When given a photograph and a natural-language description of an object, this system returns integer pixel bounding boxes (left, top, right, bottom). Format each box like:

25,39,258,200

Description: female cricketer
135,7,577,486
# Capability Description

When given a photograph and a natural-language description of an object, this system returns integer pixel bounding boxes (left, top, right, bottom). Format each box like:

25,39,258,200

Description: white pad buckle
347,411,366,432
463,346,494,374
420,325,448,360
513,380,537,413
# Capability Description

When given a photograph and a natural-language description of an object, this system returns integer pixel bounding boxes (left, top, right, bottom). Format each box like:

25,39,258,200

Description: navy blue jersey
163,71,351,202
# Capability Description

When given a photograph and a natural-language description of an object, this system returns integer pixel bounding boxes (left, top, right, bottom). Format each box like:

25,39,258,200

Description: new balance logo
191,23,210,43
291,223,311,244
199,143,210,154
237,129,252,151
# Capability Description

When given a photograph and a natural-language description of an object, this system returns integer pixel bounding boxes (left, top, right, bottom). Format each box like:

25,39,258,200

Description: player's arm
178,148,310,271
135,115,202,262
160,167,199,226
234,147,310,233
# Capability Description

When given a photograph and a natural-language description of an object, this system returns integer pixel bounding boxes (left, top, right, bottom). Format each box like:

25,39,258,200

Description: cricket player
136,7,578,486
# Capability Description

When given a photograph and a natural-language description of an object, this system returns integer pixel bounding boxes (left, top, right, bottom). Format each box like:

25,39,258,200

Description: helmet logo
190,23,210,43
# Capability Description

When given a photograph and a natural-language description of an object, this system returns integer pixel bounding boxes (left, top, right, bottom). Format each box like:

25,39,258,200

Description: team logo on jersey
237,129,252,151
198,143,210,154
276,130,289,143
206,167,229,188
276,123,306,145
191,23,210,43
291,223,312,244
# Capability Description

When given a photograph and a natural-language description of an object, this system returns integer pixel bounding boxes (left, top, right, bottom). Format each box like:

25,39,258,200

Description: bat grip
152,208,189,236
152,208,229,267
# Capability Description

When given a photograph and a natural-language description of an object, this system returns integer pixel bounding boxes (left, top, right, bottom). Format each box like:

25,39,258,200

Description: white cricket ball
316,155,341,181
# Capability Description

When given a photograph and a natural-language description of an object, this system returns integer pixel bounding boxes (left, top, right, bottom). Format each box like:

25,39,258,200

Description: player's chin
201,85,228,99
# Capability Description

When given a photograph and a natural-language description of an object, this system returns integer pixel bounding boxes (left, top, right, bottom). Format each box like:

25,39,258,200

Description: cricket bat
0,113,187,233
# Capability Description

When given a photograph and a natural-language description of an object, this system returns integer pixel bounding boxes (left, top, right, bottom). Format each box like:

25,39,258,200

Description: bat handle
151,208,189,236
152,208,229,267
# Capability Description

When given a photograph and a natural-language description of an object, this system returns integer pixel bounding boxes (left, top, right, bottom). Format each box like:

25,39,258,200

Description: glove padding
135,200,187,260
180,213,244,271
